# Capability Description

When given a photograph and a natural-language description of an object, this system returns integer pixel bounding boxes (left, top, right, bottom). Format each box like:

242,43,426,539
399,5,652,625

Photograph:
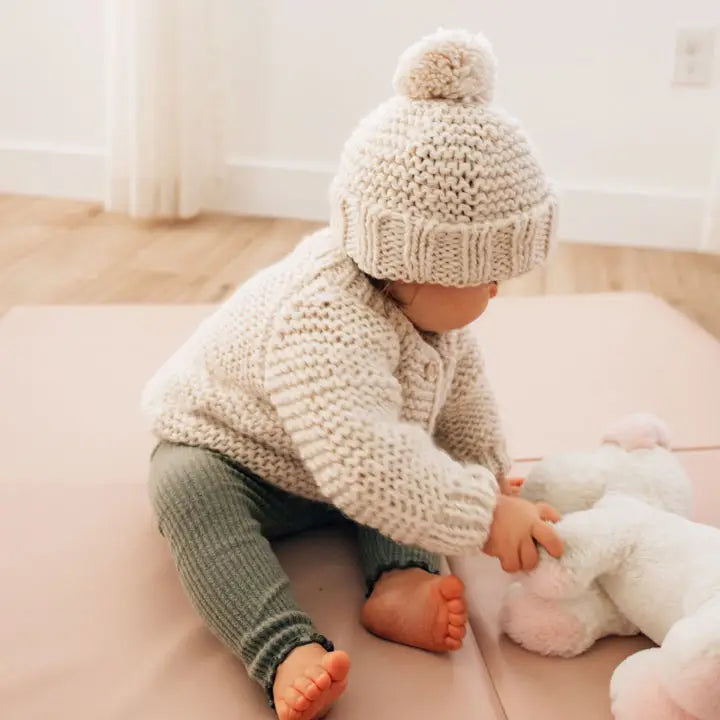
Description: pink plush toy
499,414,720,720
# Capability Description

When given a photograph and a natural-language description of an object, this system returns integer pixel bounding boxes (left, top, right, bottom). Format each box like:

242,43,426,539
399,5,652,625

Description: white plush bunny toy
500,414,720,720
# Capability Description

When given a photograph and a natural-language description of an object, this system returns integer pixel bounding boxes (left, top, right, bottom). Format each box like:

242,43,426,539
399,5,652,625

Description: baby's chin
407,308,487,333
410,319,473,334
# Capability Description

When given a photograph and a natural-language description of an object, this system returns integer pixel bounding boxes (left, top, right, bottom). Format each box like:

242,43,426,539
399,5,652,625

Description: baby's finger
520,538,539,571
532,521,564,558
506,477,524,496
500,548,521,574
536,502,561,523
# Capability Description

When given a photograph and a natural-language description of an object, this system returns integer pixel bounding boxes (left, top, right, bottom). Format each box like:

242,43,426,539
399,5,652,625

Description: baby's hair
364,274,407,307
365,274,392,294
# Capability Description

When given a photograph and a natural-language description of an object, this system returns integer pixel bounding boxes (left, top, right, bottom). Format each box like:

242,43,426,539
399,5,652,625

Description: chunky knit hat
330,29,557,286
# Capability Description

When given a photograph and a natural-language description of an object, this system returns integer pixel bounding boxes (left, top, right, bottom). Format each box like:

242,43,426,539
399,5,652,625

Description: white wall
1,0,719,249
220,0,720,249
0,0,105,198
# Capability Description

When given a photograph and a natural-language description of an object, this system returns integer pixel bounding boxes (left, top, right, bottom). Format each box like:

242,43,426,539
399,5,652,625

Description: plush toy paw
502,581,637,659
501,583,592,657
522,555,578,599
612,643,720,720
665,654,720,720
611,649,695,720
661,607,720,720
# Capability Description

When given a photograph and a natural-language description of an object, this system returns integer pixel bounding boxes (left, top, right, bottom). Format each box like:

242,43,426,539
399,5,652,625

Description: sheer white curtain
105,0,222,219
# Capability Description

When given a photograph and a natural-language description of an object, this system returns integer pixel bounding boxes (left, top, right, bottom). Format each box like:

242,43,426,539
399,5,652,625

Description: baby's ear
523,452,609,515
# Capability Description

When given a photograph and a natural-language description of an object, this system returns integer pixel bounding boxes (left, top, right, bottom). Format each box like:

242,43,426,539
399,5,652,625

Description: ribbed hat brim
332,190,558,286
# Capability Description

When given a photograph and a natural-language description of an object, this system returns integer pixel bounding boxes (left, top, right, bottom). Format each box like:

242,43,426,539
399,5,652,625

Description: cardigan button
425,361,438,382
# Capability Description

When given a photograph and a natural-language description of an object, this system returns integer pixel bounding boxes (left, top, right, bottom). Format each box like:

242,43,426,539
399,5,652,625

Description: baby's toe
293,675,321,702
322,650,351,682
275,698,289,720
276,698,301,720
283,687,310,713
305,664,332,691
439,575,465,601
446,598,466,615
445,637,463,651
447,623,466,640
448,611,467,626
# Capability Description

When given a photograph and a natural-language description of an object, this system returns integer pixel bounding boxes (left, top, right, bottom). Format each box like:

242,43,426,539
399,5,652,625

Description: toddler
143,29,562,720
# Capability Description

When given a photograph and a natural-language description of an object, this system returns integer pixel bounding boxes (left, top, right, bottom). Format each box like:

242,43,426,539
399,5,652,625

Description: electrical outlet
673,28,715,86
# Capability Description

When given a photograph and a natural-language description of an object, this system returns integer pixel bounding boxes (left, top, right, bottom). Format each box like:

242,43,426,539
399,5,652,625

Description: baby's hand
483,495,563,573
501,476,524,496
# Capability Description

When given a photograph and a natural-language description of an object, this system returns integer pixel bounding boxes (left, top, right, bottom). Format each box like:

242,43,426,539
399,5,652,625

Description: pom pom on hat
393,28,497,103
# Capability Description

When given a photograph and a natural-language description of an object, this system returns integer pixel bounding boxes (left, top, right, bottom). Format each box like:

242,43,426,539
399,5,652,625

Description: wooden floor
2,194,720,339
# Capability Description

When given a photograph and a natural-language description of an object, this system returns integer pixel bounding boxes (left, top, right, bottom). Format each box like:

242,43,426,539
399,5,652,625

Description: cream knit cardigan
143,230,510,555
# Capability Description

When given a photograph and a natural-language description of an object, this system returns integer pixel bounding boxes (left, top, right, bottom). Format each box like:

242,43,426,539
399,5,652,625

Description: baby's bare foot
361,569,468,652
273,644,350,720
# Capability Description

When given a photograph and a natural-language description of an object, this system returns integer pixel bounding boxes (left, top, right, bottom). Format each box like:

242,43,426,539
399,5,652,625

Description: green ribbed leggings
149,442,441,704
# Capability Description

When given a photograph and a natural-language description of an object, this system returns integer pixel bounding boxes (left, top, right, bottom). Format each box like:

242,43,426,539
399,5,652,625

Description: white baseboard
210,156,334,221
216,159,710,252
704,199,720,252
0,142,104,201
0,144,713,252
558,184,707,251
702,127,720,253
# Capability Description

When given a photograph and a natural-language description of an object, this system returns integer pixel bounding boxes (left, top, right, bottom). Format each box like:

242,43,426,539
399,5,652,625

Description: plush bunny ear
527,440,692,519
602,413,671,451
523,451,612,515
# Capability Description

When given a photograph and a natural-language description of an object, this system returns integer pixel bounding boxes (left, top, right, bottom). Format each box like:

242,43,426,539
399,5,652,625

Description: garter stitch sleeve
264,289,499,555
434,332,511,482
